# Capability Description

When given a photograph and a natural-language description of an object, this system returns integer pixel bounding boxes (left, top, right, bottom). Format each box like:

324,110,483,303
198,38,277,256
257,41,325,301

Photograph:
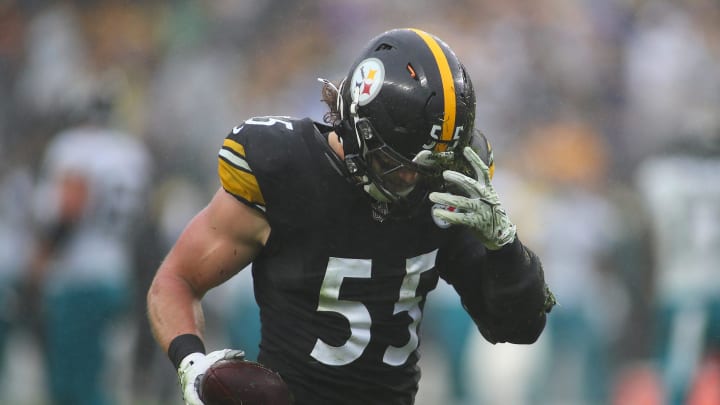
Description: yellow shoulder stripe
218,138,265,207
218,159,265,207
223,138,245,157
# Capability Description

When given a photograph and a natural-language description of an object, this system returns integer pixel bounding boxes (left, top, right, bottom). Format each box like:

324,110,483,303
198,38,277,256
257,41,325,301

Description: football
199,359,293,405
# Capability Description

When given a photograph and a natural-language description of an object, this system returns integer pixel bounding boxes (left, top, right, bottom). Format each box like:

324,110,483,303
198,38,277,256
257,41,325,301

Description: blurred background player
635,136,720,405
26,77,152,405
521,121,628,405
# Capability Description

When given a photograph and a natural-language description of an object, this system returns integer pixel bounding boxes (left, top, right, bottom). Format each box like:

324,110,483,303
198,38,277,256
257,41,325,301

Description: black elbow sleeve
462,238,554,344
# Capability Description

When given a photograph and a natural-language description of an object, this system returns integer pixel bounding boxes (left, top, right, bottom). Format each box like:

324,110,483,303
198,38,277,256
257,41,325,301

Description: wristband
168,334,206,369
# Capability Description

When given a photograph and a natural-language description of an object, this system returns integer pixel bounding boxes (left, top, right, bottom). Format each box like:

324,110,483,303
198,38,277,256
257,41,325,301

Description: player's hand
429,146,516,250
178,349,245,405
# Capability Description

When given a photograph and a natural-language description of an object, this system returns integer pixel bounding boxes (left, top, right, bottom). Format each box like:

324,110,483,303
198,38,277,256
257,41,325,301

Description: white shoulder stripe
219,148,252,172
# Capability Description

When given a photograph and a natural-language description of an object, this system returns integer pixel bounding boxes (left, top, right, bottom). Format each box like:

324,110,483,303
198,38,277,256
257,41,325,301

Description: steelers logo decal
351,58,385,106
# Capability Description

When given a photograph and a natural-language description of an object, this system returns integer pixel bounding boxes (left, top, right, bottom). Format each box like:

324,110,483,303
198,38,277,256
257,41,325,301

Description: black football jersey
217,116,549,404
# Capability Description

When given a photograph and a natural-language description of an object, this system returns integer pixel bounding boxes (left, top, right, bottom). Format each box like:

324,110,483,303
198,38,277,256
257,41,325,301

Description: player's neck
328,131,345,160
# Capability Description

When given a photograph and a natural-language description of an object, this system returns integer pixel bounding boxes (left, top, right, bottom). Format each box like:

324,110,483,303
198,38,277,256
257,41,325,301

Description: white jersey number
310,250,437,366
242,116,294,131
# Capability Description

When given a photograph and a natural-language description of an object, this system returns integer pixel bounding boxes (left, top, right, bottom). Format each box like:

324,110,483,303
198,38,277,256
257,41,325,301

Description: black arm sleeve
438,231,553,344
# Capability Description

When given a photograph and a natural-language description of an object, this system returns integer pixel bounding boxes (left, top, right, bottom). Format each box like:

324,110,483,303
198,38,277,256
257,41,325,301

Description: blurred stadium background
0,0,719,404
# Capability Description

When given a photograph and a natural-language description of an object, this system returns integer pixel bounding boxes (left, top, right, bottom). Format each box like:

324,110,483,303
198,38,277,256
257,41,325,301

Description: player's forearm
475,237,552,343
441,233,553,344
147,270,207,353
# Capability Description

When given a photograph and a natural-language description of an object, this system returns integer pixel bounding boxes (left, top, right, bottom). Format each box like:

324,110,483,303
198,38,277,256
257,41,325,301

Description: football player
147,28,555,405
29,87,152,404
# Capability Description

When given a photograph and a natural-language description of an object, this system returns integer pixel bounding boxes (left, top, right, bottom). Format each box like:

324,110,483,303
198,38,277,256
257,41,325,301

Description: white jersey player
31,122,151,405
34,125,151,288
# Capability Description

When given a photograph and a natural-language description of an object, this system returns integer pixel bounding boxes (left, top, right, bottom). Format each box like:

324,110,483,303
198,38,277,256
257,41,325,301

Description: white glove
178,349,246,405
429,146,516,250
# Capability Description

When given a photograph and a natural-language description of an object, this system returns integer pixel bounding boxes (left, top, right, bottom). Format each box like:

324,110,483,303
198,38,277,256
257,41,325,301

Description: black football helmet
334,28,477,214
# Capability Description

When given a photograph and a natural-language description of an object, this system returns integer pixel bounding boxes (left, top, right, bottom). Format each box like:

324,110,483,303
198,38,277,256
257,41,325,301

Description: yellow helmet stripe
410,28,456,152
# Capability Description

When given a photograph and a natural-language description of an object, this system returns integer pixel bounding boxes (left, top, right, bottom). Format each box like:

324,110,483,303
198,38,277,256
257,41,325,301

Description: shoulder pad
217,116,302,212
